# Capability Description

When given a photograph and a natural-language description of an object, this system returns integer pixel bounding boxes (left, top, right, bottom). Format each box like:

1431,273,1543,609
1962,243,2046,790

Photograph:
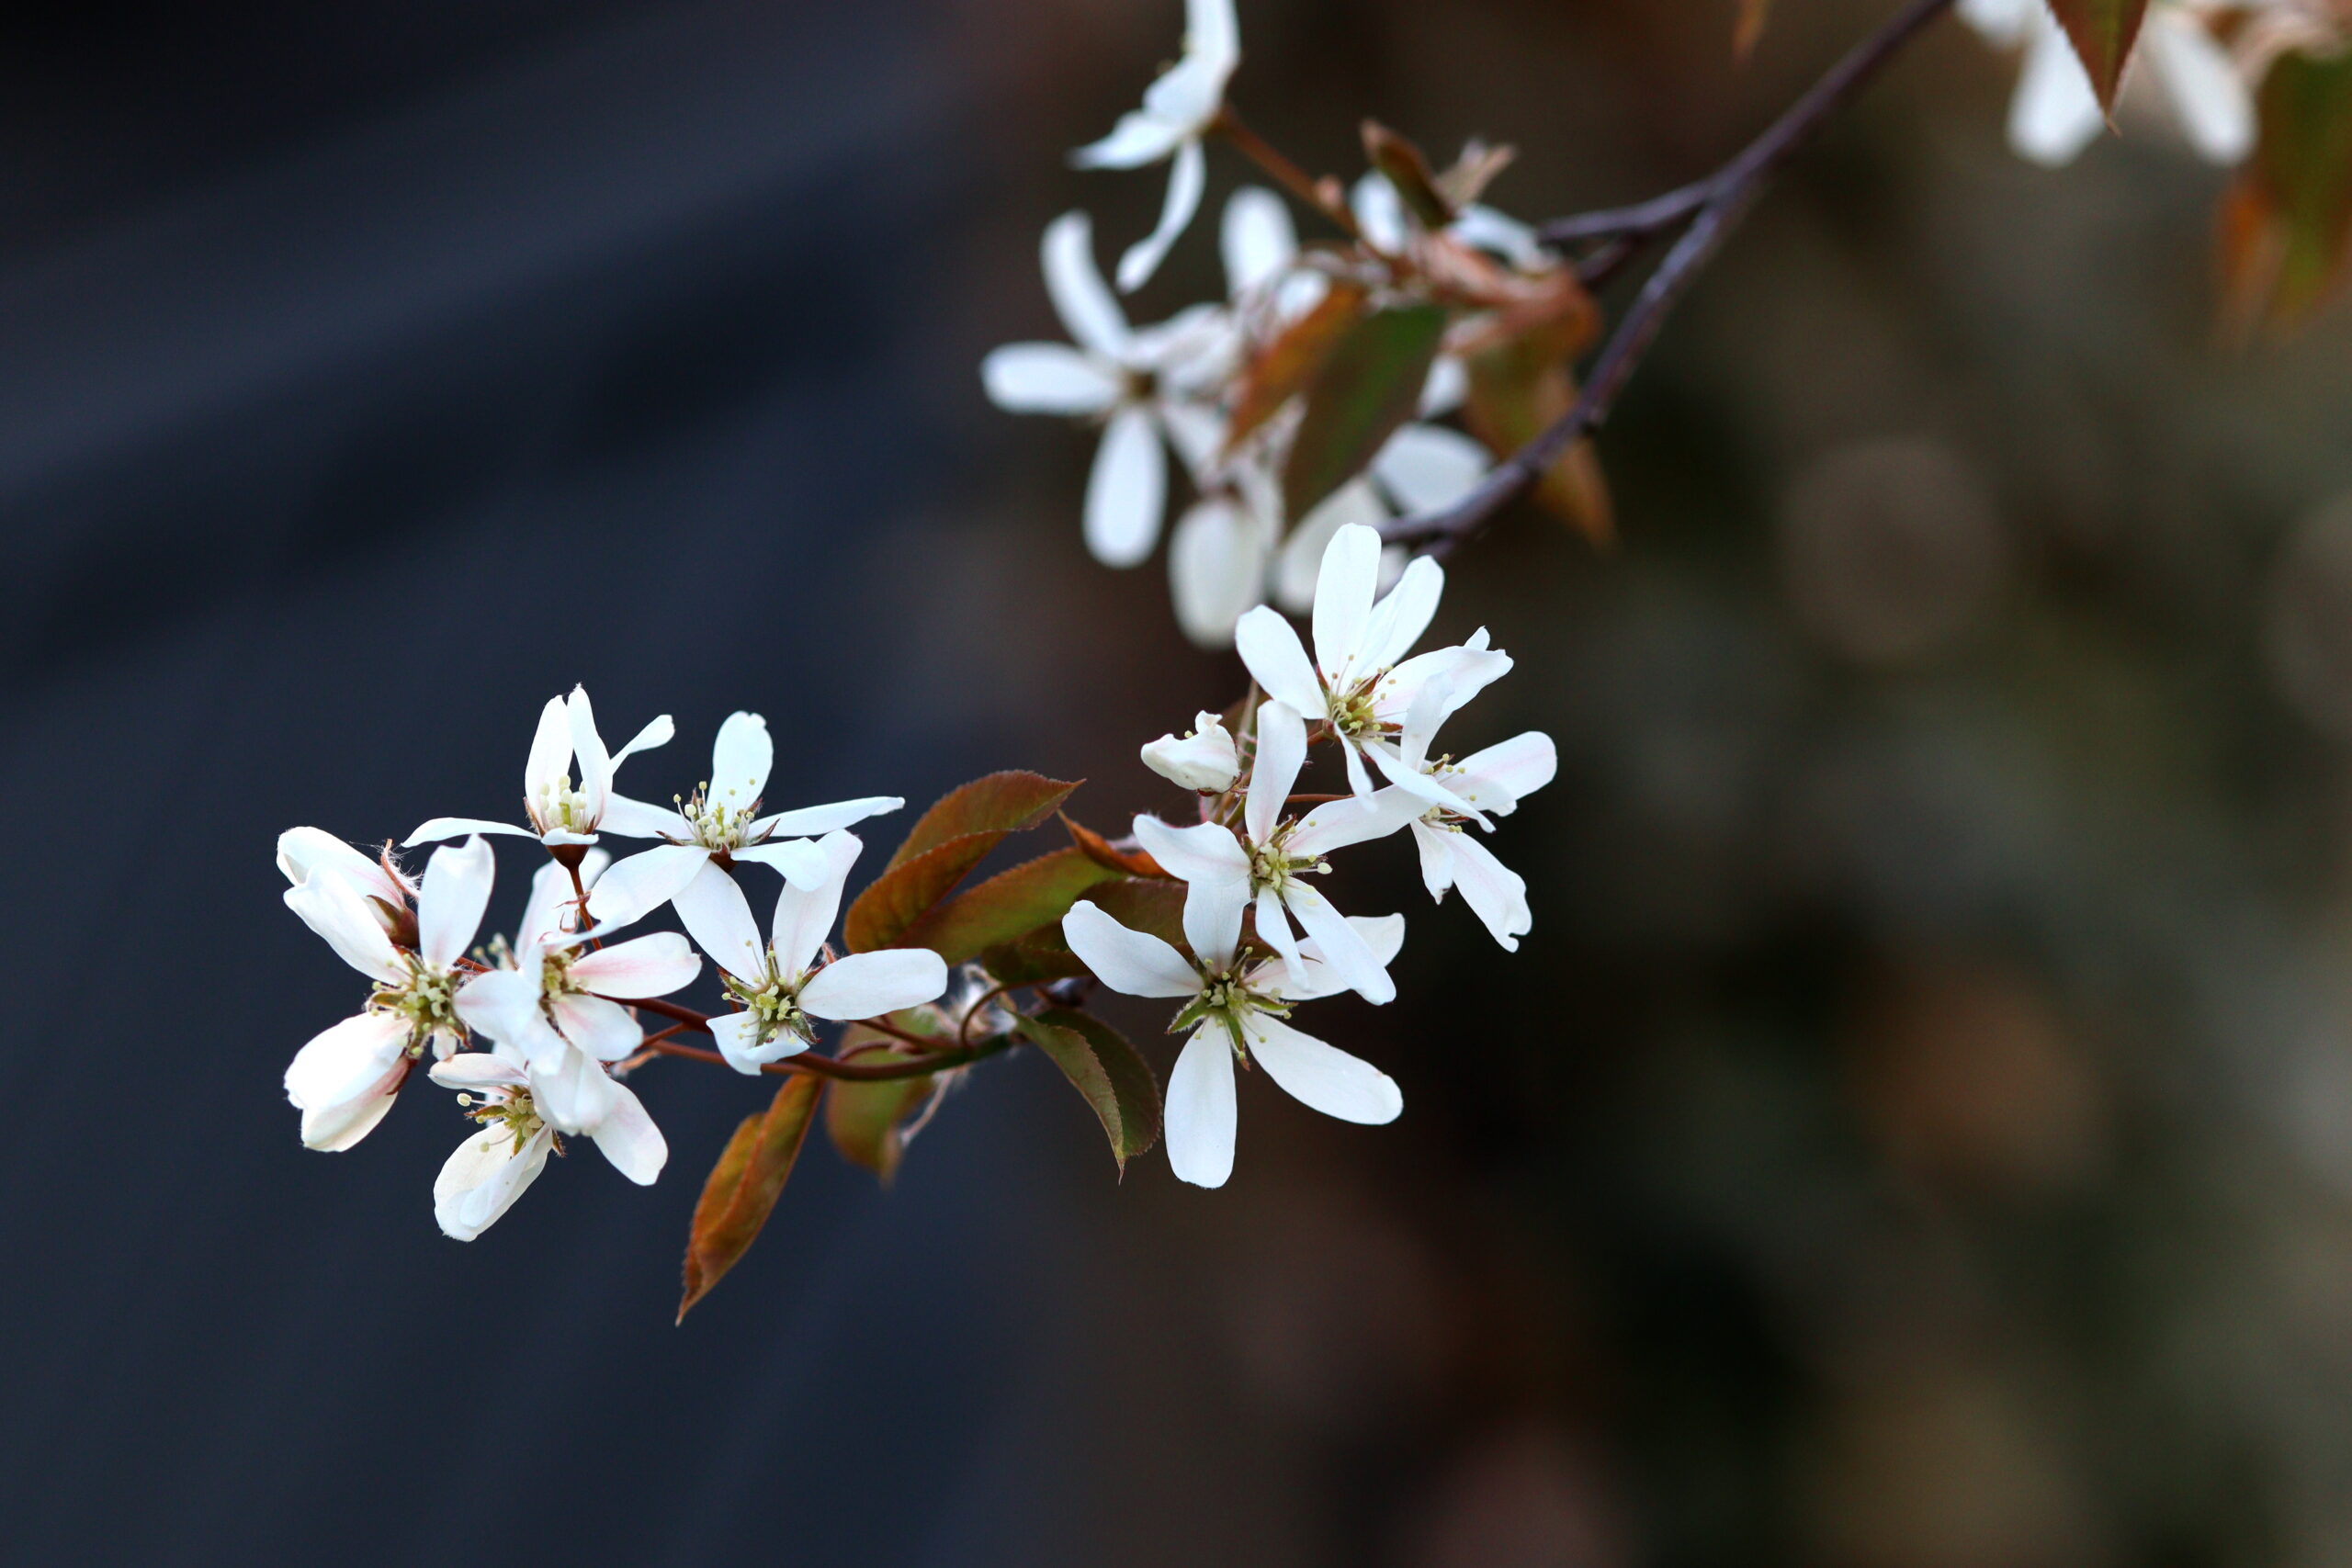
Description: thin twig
1383,0,1959,558
1212,107,1364,241
637,1036,1013,1083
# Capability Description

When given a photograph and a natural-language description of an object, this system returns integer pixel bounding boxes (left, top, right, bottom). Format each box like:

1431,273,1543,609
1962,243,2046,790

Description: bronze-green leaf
1017,1009,1163,1173
896,846,1123,965
823,1043,938,1183
1283,303,1450,522
977,874,1191,985
844,772,1081,953
678,1074,823,1322
1223,281,1369,455
2222,47,2352,327
1363,119,1453,229
2048,0,2149,112
885,772,1080,872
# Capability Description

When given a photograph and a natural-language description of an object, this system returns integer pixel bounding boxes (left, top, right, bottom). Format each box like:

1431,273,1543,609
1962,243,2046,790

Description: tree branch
1383,0,1958,557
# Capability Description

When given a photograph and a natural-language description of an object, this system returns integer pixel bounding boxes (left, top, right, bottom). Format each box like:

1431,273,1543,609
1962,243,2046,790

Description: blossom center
725,961,813,1050
528,773,596,836
458,1084,551,1156
1249,836,1325,897
1324,673,1389,740
1171,965,1289,1055
371,954,460,1054
675,782,762,852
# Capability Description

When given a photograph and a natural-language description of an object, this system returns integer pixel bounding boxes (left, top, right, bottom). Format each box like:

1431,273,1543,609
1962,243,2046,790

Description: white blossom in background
585,710,902,927
1170,439,1282,647
1072,0,1241,291
982,212,1233,570
1382,674,1558,951
1349,170,1548,272
1133,700,1418,1002
1235,522,1513,796
455,858,701,1134
281,835,496,1151
1960,0,2260,166
427,1044,667,1241
1273,423,1490,614
406,685,673,850
673,829,950,1073
1061,894,1405,1189
1141,709,1241,792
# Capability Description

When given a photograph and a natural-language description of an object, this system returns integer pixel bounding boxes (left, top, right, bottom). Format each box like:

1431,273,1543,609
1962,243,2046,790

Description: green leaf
844,772,1080,953
1282,303,1449,522
897,846,1123,965
977,875,1192,984
1222,281,1370,455
1017,1009,1163,1173
678,1074,823,1322
2048,0,2149,112
2223,47,2352,327
823,1042,939,1183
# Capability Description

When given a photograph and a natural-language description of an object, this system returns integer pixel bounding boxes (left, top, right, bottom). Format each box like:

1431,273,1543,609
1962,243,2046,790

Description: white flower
276,827,412,935
405,685,673,851
672,829,951,1073
455,860,702,1134
1070,0,1241,291
1234,522,1513,796
1961,0,2257,166
1382,676,1558,951
1350,171,1547,271
1060,894,1405,1189
1170,447,1282,647
281,835,496,1151
982,212,1233,570
1272,424,1491,614
582,710,902,928
427,1044,668,1241
1133,700,1419,1003
1141,710,1242,792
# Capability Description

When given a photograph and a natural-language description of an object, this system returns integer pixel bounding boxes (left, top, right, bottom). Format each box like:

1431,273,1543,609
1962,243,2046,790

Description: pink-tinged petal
1368,743,1486,823
300,1064,403,1152
1252,884,1302,987
671,861,765,981
1312,522,1383,680
1410,820,1456,900
1165,1027,1238,1189
707,1010,796,1075
1114,135,1205,293
571,931,699,1000
1244,701,1307,848
730,838,832,888
435,1122,553,1241
1459,731,1556,815
1040,211,1132,356
1234,606,1325,716
1340,737,1374,798
751,795,905,840
1282,882,1395,1005
1130,816,1250,886
1286,787,1420,858
283,875,404,985
800,948,949,1021
531,1043,621,1135
567,686,614,822
1222,186,1296,299
597,793,695,841
284,1011,412,1112
584,844,711,930
770,829,864,979
452,966,545,1045
709,711,774,814
1243,1013,1401,1125
981,344,1124,415
277,827,407,907
524,694,571,802
549,992,644,1063
428,1051,529,1091
403,817,534,849
589,1082,666,1185
1359,555,1444,672
1085,405,1167,569
1183,875,1250,974
417,836,495,971
1448,833,1532,951
1062,900,1199,998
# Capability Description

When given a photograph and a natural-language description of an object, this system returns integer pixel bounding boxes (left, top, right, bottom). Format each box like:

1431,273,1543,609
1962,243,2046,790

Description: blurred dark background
4,0,2349,1562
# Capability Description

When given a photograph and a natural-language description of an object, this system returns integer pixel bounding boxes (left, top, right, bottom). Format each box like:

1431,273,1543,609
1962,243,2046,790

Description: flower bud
1141,712,1240,793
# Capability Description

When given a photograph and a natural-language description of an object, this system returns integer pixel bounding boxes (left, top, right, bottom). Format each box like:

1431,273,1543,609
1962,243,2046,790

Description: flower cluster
279,689,943,1240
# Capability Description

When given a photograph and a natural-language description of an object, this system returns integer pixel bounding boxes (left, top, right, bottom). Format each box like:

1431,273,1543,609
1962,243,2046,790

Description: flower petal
299,1061,404,1152
1140,715,1240,793
1448,832,1532,951
589,1081,667,1185
1164,1026,1238,1188
1373,424,1488,515
1252,883,1302,986
596,793,695,841
435,1122,553,1241
276,827,406,908
1285,786,1421,857
1062,899,1200,998
750,795,905,840
1245,700,1307,848
1459,731,1557,814
1282,881,1395,1004
585,843,711,930
550,991,645,1063
799,948,950,1021
770,829,864,979
531,1043,621,1135
671,860,765,980
1184,874,1250,974
981,343,1123,414
1131,816,1250,886
417,836,495,971
1312,522,1385,680
284,1010,412,1113
1410,819,1456,900
452,966,547,1048
2143,11,2255,164
402,817,535,848
567,686,614,823
1234,606,1326,716
1071,109,1189,171
524,694,571,802
1243,1013,1401,1125
1358,555,1444,672
1114,135,1206,293
1041,210,1132,356
1277,480,1388,614
1222,186,1296,299
1170,496,1270,649
708,1010,799,1074
609,713,673,768
2009,23,2105,167
708,711,774,815
283,874,404,985
730,838,833,888
1085,405,1168,569
1275,911,1408,1000
428,1051,529,1091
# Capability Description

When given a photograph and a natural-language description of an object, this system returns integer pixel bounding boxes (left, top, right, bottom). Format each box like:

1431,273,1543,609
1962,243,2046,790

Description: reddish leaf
2222,47,2352,328
1223,281,1370,454
897,846,1124,964
1463,330,1613,546
978,875,1192,984
824,1040,939,1183
1362,119,1453,228
1064,815,1169,878
1735,0,1770,59
844,772,1080,953
678,1074,823,1322
2049,0,2149,112
1283,303,1450,522
1017,1009,1163,1173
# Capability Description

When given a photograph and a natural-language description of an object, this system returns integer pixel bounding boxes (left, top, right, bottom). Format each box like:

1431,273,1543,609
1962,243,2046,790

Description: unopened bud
1141,712,1240,793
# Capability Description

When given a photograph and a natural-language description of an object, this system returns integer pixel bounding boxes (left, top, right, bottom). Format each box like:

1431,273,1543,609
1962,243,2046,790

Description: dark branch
1384,0,1959,557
